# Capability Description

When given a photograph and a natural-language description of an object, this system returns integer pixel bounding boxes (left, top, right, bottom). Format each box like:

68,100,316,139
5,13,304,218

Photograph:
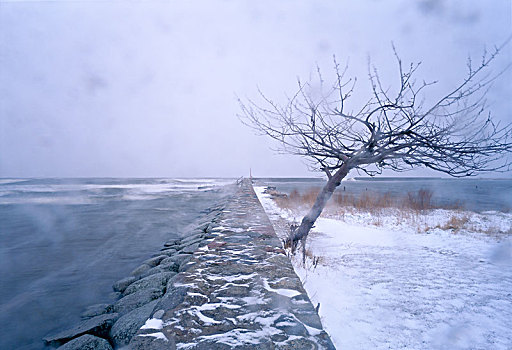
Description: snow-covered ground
255,186,512,350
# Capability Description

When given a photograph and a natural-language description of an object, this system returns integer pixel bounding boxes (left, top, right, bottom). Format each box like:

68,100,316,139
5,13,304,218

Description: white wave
0,179,28,185
174,178,217,183
0,196,94,205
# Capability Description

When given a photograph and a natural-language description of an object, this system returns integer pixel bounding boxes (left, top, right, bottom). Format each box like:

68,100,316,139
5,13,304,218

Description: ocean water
0,178,235,350
253,177,512,212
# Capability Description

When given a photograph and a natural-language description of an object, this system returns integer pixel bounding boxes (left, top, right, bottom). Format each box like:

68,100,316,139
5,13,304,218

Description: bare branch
239,42,512,250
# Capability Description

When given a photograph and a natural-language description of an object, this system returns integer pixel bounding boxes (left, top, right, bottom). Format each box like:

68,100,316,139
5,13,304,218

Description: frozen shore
255,186,512,350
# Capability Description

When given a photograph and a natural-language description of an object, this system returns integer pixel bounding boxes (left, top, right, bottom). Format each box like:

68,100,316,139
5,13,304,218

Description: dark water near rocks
254,177,512,212
0,178,235,350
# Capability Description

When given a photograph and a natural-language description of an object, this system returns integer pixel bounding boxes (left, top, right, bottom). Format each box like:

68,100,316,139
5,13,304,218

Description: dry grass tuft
440,215,470,232
274,187,442,212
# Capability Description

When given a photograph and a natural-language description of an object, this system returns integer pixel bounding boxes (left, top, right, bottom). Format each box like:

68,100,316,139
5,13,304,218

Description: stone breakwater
43,179,335,349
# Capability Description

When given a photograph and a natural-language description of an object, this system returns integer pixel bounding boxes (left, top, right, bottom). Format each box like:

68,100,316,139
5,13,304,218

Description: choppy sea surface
1,177,511,349
0,178,235,350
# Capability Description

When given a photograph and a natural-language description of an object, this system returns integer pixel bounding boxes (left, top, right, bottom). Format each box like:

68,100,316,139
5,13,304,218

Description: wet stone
140,266,178,279
123,272,174,296
180,242,200,253
56,334,112,350
128,332,176,350
112,276,137,293
43,313,119,347
80,303,112,319
113,288,162,315
178,259,196,272
131,264,152,278
163,254,192,266
164,238,181,247
159,248,178,256
109,300,158,347
143,255,168,267
181,234,203,244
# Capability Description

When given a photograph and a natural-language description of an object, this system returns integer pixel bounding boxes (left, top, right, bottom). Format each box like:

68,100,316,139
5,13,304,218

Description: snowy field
255,187,512,350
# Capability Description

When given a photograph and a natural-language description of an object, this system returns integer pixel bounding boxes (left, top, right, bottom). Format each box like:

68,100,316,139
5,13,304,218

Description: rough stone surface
139,266,178,279
180,242,200,253
123,272,174,296
181,234,203,244
112,276,137,293
129,179,335,349
162,254,192,266
109,300,159,347
80,304,112,319
158,248,178,256
128,332,177,350
143,255,168,267
113,288,162,315
56,334,112,350
43,313,119,347
131,264,152,278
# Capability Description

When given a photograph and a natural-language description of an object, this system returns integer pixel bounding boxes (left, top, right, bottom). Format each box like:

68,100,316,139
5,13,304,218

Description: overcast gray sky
0,0,511,178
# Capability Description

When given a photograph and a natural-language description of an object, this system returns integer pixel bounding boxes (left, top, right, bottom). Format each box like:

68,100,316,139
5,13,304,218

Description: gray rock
154,286,187,312
158,257,180,271
109,292,121,300
113,288,163,315
80,304,112,319
113,276,137,293
163,238,181,247
178,258,195,272
196,222,210,232
109,300,158,347
273,315,307,336
152,309,165,319
140,266,178,279
43,313,119,347
165,274,179,293
157,248,177,256
180,242,200,254
142,255,168,267
123,272,174,296
56,334,112,350
131,264,152,278
162,254,191,266
180,234,203,244
128,331,176,350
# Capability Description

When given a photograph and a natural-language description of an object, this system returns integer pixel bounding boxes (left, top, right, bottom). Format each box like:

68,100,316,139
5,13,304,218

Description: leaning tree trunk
287,163,351,252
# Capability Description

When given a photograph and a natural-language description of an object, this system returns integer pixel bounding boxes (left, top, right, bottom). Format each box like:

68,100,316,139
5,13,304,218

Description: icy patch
188,307,221,325
138,332,168,341
262,278,301,298
198,327,280,347
187,292,208,299
241,296,267,305
304,323,322,336
141,318,163,330
199,302,241,310
207,273,257,282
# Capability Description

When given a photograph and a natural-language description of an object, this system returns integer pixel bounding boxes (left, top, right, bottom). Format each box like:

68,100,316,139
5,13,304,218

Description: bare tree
239,44,512,253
